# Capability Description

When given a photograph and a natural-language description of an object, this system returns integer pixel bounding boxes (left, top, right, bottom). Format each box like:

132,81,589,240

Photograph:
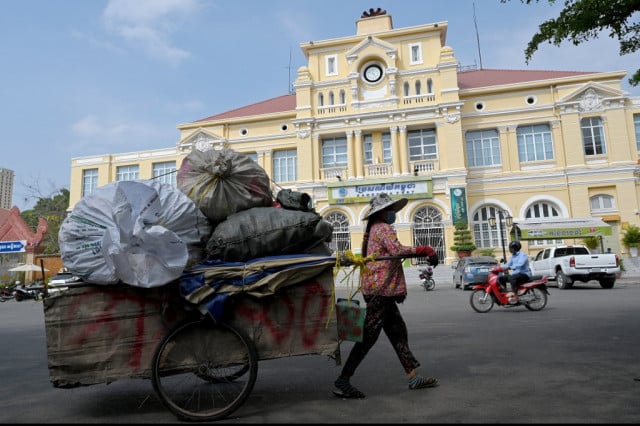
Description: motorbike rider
501,241,531,304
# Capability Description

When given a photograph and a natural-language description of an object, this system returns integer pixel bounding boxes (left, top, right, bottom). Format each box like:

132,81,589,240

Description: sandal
333,378,366,399
409,375,439,390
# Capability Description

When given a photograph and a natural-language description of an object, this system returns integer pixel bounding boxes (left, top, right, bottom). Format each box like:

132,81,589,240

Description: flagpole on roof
473,2,483,70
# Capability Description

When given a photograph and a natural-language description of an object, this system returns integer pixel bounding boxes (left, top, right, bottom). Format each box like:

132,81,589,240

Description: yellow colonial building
68,8,640,265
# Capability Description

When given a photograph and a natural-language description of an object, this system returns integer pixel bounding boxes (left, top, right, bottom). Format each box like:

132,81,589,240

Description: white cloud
102,0,202,66
70,29,125,55
70,114,173,154
72,115,103,137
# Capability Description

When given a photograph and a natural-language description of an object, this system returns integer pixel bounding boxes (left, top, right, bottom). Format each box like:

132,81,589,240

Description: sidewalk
335,257,640,288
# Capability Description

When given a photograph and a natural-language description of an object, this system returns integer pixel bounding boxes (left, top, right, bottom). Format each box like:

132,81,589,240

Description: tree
21,189,70,255
503,0,640,87
450,221,477,255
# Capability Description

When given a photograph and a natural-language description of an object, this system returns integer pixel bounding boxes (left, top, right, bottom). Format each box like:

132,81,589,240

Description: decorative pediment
556,82,626,113
346,35,397,65
178,129,227,153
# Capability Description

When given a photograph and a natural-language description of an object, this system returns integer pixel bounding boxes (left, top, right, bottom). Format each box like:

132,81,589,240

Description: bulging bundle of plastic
59,180,212,287
177,148,274,225
206,206,333,262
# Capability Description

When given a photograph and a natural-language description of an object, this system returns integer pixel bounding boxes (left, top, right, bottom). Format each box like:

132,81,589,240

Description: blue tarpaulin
180,254,336,320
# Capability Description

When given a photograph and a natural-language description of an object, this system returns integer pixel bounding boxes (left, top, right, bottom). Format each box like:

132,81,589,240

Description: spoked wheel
522,287,548,311
152,317,258,422
470,289,494,313
423,279,435,291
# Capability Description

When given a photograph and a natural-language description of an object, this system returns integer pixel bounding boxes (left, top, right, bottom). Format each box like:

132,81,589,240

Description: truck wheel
599,278,615,289
556,271,572,289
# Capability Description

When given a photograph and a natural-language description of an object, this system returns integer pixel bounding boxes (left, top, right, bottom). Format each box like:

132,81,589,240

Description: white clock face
363,64,383,83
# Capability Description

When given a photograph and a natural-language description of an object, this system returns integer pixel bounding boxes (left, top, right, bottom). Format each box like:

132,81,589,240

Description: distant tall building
0,168,14,209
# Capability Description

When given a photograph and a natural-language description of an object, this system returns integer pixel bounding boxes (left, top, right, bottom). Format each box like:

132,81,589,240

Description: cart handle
335,251,425,268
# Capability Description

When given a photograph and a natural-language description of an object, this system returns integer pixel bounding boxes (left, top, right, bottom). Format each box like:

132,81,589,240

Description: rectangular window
634,114,640,151
465,129,501,167
363,135,373,165
246,152,258,163
273,149,297,183
326,54,338,76
382,133,392,163
581,117,606,155
82,168,98,197
408,129,437,161
409,43,422,65
116,164,139,181
152,161,176,186
517,124,554,162
322,136,348,168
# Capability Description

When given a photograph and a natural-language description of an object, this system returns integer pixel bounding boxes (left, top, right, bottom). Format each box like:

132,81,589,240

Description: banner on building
328,177,432,205
450,187,468,225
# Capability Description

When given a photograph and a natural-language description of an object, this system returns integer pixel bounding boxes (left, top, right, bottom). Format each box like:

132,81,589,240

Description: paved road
0,276,639,423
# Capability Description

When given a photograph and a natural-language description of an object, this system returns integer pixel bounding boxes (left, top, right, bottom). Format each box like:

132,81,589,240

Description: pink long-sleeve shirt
361,221,414,297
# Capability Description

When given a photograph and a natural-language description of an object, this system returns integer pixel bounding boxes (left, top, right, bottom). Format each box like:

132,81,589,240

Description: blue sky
2,0,638,211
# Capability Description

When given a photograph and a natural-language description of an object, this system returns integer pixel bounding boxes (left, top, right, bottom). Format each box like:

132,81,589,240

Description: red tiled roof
195,94,296,122
0,206,48,249
456,68,595,90
192,69,598,122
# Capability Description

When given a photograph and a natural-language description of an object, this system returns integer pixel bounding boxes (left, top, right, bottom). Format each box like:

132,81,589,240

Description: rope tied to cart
325,250,376,331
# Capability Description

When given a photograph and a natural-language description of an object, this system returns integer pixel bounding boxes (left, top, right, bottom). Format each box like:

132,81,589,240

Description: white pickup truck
529,245,620,289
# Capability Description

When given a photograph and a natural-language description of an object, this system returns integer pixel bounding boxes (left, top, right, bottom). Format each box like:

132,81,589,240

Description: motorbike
0,286,15,302
418,264,436,291
13,282,42,302
469,265,549,313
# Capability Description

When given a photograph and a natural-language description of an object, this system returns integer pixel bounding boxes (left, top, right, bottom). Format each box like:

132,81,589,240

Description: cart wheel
152,317,258,422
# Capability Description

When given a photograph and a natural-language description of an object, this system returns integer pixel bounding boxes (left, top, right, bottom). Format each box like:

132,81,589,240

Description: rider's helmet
508,240,521,255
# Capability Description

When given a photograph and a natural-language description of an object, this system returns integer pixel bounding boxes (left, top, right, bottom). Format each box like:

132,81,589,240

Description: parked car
530,245,619,289
453,256,499,290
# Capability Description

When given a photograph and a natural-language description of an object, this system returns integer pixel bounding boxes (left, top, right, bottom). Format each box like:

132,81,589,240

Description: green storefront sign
517,220,612,240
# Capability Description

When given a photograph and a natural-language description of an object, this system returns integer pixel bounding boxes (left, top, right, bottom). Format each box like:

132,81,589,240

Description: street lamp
488,210,513,261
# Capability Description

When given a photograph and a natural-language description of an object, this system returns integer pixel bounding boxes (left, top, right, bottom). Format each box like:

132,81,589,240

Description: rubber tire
423,279,435,291
152,317,258,422
556,271,573,289
599,278,615,289
470,289,494,313
523,287,548,311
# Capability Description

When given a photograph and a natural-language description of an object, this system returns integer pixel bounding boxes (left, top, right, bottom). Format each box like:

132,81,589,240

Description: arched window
318,93,324,107
404,82,410,96
590,194,615,212
415,80,422,95
325,211,351,254
427,78,433,94
412,206,444,264
525,202,560,219
472,205,509,250
525,201,562,245
339,89,346,104
329,91,335,105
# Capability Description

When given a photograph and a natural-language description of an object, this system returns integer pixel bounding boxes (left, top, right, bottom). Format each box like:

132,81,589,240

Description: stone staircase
621,256,640,278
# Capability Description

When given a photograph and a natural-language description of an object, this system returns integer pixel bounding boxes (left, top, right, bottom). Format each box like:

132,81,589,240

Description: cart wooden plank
43,266,339,388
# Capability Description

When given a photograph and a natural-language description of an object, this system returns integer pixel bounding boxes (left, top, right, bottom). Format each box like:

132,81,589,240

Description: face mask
384,211,396,224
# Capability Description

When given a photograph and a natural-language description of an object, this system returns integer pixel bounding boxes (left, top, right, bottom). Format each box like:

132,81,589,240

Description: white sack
59,180,212,287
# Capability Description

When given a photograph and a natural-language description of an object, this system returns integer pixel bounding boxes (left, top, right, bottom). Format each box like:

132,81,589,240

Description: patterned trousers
339,295,420,378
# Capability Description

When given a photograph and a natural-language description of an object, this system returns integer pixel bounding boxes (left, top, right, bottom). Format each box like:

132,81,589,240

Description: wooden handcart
42,255,343,422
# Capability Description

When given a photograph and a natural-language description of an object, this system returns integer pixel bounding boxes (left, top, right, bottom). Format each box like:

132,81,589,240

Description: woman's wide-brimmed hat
363,192,408,220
